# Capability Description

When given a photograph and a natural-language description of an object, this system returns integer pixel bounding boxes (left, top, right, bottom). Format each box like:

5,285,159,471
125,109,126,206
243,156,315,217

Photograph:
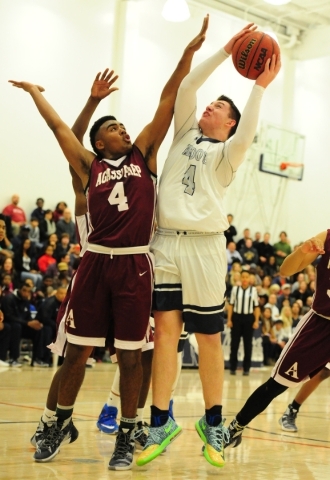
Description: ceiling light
162,0,190,23
263,0,291,5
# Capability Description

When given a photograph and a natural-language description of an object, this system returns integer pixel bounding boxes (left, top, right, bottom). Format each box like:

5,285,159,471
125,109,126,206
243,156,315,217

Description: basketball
232,31,280,80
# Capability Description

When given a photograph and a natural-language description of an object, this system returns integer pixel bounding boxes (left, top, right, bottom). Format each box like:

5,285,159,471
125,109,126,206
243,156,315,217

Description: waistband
156,228,223,237
87,243,150,258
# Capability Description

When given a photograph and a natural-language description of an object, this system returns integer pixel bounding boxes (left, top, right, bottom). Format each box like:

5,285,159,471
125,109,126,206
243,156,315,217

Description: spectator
0,308,11,366
260,306,276,366
39,275,55,300
53,201,68,223
279,305,293,332
1,273,14,296
290,280,312,306
236,228,251,252
263,255,278,278
57,268,71,289
37,245,56,274
252,231,261,248
2,194,27,236
56,208,76,244
11,224,32,253
69,243,81,267
226,241,242,269
291,301,302,331
30,198,45,223
13,238,43,289
45,233,58,250
260,275,272,296
46,253,73,280
27,217,43,251
273,231,292,267
0,213,13,260
271,319,289,361
239,238,259,266
291,272,306,292
256,232,274,268
1,282,49,366
54,233,71,262
0,256,16,280
264,293,280,320
224,214,237,245
277,283,293,310
39,209,56,243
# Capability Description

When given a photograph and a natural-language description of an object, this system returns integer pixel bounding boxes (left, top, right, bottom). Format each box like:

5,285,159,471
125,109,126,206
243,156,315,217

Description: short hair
36,198,44,203
89,115,117,156
217,95,241,138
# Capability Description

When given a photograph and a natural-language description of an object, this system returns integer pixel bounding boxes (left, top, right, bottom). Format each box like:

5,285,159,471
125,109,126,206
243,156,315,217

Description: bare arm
227,303,233,328
9,81,94,187
280,231,326,277
69,166,87,217
134,15,209,174
71,69,119,144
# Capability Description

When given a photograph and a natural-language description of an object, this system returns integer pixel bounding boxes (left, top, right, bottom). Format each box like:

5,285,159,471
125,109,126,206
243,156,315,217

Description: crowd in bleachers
0,194,80,367
224,214,317,366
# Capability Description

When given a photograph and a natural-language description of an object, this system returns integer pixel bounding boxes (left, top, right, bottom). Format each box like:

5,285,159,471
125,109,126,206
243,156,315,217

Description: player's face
0,220,6,241
97,120,132,158
199,100,234,134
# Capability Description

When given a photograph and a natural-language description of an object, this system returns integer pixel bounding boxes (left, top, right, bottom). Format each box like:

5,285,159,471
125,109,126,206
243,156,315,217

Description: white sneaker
0,360,9,367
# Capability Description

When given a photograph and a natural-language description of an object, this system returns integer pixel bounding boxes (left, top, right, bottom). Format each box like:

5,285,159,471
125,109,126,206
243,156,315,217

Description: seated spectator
271,319,289,361
226,242,242,270
290,280,312,306
256,232,274,268
54,233,71,262
260,275,272,296
30,198,45,223
1,273,14,297
224,214,237,245
0,214,13,241
37,245,56,274
252,231,261,248
69,244,81,267
11,224,33,254
277,283,293,310
236,228,251,252
264,293,280,320
291,272,306,292
56,208,76,244
0,308,11,366
53,201,68,223
291,301,302,331
0,214,13,260
1,282,50,366
27,217,43,251
226,270,241,299
278,305,293,332
258,293,269,309
13,238,43,289
39,275,55,301
45,232,58,250
248,264,262,285
263,254,278,278
260,306,276,366
46,253,73,279
0,257,16,282
39,209,56,242
239,238,259,266
57,269,71,289
273,231,292,268
2,194,27,236
302,296,313,315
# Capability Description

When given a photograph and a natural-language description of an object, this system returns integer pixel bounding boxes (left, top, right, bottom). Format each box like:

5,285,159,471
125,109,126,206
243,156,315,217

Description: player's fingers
108,75,119,86
94,72,101,82
101,68,110,79
200,14,209,34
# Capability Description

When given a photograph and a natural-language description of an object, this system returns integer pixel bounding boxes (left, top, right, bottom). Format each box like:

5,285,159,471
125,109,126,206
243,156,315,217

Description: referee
227,270,260,376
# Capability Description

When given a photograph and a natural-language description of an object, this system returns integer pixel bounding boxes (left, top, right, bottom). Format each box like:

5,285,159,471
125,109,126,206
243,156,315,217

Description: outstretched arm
134,15,209,174
9,81,94,187
71,69,119,144
280,231,326,276
173,23,257,138
69,165,87,217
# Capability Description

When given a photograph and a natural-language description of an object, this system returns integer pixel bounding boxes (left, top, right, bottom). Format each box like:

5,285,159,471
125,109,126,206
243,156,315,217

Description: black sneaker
278,405,298,432
30,417,52,448
225,418,245,449
133,421,148,451
31,359,49,367
33,417,79,462
108,428,135,470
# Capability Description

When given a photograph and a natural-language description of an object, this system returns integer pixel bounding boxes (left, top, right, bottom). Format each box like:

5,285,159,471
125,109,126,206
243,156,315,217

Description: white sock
136,408,144,424
42,406,56,423
107,366,120,408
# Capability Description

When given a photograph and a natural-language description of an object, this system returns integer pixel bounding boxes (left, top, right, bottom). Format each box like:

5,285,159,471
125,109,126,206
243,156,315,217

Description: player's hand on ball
224,23,257,55
8,80,45,92
301,237,325,255
255,53,281,88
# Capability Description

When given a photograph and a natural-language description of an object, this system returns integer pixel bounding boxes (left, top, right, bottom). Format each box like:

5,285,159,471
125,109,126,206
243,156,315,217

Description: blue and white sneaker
96,404,119,435
169,399,175,420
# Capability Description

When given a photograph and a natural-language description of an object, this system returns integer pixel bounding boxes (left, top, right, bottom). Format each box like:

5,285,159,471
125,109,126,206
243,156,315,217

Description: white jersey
157,48,264,233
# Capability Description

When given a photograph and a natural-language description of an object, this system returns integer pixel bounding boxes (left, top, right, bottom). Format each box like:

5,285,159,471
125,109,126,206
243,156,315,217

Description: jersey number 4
182,165,196,196
108,182,129,211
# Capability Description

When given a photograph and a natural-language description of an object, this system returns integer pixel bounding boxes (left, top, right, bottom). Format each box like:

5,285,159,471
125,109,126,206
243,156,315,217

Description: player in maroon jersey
9,16,209,469
225,229,330,448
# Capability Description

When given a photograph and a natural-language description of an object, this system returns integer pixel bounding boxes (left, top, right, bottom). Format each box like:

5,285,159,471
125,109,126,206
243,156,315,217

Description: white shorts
151,228,227,334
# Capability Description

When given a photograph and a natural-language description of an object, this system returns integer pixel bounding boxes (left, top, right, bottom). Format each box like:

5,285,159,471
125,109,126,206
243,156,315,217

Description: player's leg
279,366,330,432
97,365,120,434
169,329,188,419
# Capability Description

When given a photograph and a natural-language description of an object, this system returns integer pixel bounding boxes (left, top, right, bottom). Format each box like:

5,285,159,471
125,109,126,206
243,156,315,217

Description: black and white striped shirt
229,286,259,314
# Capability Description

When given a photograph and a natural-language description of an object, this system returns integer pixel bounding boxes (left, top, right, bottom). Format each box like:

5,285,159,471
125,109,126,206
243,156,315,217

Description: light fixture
263,0,291,5
162,0,190,23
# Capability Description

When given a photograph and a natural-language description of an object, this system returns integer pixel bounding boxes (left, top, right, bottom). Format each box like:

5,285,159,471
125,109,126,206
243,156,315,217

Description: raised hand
91,68,119,100
300,237,325,255
8,80,45,93
185,14,209,53
255,53,281,88
224,23,258,55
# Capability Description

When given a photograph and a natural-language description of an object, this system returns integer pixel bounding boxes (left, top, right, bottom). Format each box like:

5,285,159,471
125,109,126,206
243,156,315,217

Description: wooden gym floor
1,363,329,479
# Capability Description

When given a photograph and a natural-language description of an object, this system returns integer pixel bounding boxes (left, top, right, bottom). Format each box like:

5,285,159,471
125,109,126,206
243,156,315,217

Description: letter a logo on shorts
284,362,299,379
66,309,76,329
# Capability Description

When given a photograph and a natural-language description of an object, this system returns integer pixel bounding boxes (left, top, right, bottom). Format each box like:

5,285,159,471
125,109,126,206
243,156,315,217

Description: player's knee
65,343,93,364
265,377,288,398
195,332,221,349
117,348,141,370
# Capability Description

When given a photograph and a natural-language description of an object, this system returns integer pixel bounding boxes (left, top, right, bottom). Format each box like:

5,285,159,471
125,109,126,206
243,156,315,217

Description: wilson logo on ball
237,38,257,70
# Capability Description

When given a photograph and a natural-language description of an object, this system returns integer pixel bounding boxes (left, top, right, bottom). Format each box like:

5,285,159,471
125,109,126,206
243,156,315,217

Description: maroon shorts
65,251,153,349
271,310,330,387
108,321,154,362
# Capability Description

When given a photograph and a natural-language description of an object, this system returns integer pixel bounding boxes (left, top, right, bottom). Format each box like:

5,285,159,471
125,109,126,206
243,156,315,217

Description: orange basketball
232,31,280,80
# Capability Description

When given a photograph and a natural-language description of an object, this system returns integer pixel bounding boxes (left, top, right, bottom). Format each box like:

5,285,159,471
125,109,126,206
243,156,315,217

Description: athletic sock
150,405,169,427
136,408,144,424
120,416,135,432
42,406,56,424
290,400,301,412
205,405,222,427
56,404,74,422
107,367,120,408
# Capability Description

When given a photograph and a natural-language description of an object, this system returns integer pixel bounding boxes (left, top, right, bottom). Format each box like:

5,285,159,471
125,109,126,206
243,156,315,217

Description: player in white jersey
137,22,281,469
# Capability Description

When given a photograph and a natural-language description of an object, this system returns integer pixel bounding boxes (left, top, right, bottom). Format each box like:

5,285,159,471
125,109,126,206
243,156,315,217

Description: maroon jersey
87,145,156,248
311,229,330,318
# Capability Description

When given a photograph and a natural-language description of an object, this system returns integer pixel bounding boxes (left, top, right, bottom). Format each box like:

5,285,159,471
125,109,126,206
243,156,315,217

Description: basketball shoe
133,421,148,450
108,427,135,470
96,404,119,434
195,416,229,468
136,417,182,466
225,418,245,448
169,399,175,420
31,417,79,448
278,405,298,432
33,417,79,462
